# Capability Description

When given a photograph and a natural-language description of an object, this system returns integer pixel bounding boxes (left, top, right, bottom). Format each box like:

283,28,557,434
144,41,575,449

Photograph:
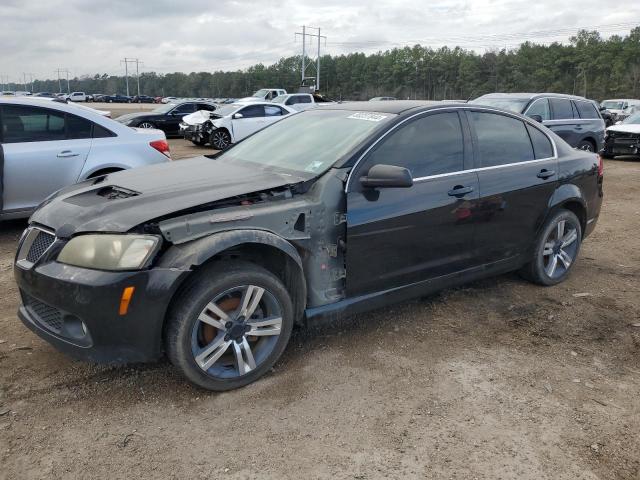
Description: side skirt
304,255,524,325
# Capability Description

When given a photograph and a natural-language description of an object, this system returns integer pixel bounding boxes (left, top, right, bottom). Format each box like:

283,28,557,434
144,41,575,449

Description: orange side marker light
119,286,136,316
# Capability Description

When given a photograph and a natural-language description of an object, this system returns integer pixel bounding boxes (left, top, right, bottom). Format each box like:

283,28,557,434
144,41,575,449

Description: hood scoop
97,186,140,200
62,185,141,207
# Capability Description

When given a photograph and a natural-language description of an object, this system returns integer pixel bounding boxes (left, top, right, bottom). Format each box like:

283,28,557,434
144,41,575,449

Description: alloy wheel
542,219,579,279
211,130,230,150
191,285,283,378
138,122,155,129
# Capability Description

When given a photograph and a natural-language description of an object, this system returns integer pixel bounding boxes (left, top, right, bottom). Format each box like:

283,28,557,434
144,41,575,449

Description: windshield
470,97,529,113
211,104,243,117
218,109,395,175
272,95,286,104
602,101,625,110
622,113,640,124
152,104,175,113
252,89,269,98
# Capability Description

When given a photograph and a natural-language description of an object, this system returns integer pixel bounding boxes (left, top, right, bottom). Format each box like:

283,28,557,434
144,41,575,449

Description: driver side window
364,112,465,178
238,105,265,118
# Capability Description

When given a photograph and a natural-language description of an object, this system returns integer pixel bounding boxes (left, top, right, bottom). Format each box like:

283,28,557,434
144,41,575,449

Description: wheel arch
80,165,129,180
158,229,307,324
579,136,597,151
546,184,588,236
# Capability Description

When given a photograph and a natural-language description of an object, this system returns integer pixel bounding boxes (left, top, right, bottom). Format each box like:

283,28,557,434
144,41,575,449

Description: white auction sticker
347,112,388,122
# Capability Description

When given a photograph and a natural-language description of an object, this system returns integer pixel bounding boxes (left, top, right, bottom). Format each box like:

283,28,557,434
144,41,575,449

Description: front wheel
210,129,231,150
520,209,582,286
138,122,155,129
165,262,294,391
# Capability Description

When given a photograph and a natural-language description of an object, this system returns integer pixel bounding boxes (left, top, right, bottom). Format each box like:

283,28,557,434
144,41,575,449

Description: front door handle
57,151,79,158
537,169,556,179
448,185,474,197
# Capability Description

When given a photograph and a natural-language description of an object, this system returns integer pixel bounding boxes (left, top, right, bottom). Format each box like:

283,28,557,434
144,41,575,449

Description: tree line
15,28,640,102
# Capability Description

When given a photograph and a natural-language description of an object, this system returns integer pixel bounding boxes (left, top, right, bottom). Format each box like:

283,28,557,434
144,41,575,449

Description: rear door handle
57,151,79,158
537,169,556,179
448,185,474,197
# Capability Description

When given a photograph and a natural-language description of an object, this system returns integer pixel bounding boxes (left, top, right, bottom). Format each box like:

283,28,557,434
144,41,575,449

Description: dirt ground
0,126,639,478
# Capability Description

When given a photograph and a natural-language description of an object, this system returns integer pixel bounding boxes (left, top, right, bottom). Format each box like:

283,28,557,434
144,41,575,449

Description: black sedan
103,94,132,103
115,101,217,136
132,95,156,103
14,101,603,391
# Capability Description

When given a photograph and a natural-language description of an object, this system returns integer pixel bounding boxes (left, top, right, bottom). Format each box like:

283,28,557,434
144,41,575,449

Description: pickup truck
271,93,334,111
67,92,87,102
237,88,287,103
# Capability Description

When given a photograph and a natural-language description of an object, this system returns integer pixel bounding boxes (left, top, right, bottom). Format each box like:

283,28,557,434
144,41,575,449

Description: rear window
550,98,574,120
469,111,534,167
575,101,600,119
66,113,92,139
526,124,554,159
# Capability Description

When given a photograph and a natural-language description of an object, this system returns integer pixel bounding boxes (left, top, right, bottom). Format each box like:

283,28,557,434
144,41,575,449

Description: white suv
67,92,87,102
0,98,171,219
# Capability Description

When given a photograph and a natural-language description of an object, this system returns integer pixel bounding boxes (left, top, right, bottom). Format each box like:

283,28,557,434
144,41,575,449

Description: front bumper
603,133,640,156
15,237,189,364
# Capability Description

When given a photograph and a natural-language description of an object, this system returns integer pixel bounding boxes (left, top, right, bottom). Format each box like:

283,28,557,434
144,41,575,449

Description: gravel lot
0,106,639,479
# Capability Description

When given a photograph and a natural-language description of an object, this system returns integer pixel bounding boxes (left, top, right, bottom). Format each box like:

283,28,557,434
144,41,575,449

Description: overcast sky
1,0,639,82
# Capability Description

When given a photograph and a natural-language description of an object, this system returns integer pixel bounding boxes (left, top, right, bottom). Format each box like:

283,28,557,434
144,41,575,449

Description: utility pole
121,58,142,96
55,69,70,93
295,26,326,91
23,73,34,92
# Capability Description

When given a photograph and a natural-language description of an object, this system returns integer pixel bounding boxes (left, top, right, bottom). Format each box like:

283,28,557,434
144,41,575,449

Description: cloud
0,0,638,82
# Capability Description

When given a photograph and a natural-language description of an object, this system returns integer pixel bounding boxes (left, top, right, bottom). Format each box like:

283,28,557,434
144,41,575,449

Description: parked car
180,101,295,149
13,101,603,391
238,88,287,103
25,97,112,118
472,93,605,152
103,94,132,103
0,97,171,220
14,91,31,96
161,96,179,104
67,92,87,102
271,93,334,111
115,101,217,137
602,112,640,158
132,95,156,104
370,96,397,101
1,91,15,96
600,99,640,122
34,92,56,98
93,94,107,102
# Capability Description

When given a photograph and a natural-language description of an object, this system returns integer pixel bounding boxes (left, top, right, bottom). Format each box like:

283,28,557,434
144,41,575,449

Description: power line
55,68,70,93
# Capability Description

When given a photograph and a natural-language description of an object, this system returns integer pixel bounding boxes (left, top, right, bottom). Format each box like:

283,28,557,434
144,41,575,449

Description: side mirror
360,164,413,189
233,113,244,119
529,114,543,123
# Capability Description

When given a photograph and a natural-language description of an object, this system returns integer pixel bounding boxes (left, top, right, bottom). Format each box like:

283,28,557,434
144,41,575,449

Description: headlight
58,234,160,270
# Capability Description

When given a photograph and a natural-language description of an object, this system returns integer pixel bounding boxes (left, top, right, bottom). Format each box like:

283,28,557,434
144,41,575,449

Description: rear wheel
520,209,582,286
577,140,595,152
165,262,294,391
210,129,231,150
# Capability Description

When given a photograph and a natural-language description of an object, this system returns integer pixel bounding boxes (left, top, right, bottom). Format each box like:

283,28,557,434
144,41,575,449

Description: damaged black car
14,101,603,391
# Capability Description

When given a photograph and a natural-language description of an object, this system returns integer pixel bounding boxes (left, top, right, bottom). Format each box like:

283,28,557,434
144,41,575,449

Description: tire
138,122,155,129
210,129,231,150
165,261,294,391
601,152,615,159
520,209,582,286
577,140,595,152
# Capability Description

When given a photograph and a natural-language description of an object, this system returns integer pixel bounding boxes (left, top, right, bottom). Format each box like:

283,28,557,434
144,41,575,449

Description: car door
231,104,267,141
545,97,579,147
346,110,479,296
263,105,288,127
1,104,91,213
466,110,558,265
574,100,605,151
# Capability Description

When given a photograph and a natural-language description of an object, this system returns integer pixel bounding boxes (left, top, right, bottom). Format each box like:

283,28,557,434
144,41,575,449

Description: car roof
315,100,446,114
603,98,640,102
477,92,592,101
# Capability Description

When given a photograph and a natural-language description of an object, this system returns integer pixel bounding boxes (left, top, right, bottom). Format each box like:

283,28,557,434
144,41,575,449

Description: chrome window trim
523,97,551,120
345,106,558,192
16,226,57,270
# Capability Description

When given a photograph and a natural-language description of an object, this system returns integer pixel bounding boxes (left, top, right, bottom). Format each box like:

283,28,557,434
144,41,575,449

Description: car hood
182,110,214,126
607,124,640,134
115,112,156,123
31,156,307,235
